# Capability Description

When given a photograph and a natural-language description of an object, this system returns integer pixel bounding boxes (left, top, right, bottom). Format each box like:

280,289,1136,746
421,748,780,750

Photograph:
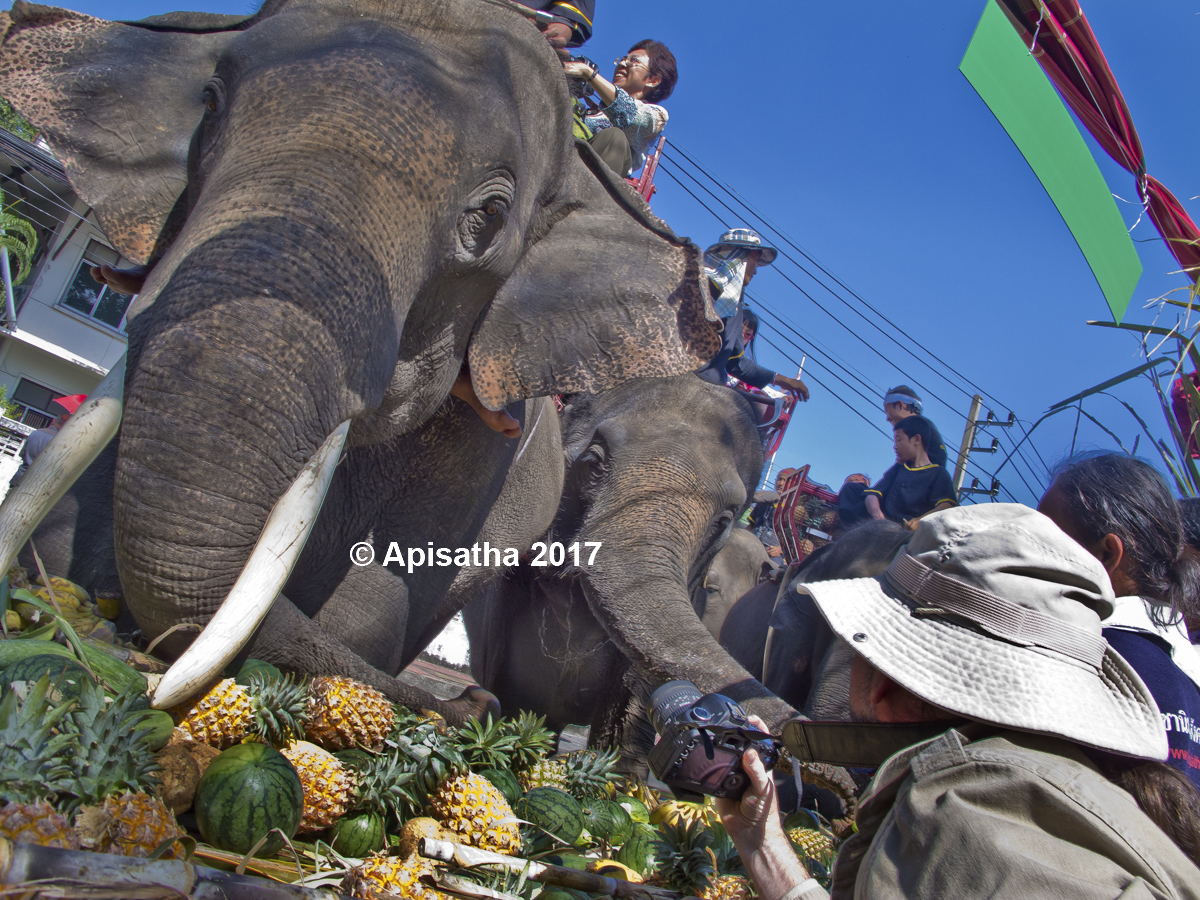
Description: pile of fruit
0,569,843,898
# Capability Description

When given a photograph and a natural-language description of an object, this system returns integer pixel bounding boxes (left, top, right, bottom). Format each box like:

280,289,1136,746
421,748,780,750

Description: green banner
960,1,1141,322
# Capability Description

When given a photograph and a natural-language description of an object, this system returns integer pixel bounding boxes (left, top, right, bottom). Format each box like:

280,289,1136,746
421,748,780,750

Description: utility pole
953,395,1014,499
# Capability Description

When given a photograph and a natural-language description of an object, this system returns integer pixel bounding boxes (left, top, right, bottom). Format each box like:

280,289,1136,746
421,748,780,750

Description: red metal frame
728,379,798,457
626,136,665,204
772,465,838,565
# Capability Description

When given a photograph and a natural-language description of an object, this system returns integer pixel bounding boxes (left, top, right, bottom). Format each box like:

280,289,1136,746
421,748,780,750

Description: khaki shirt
794,728,1200,900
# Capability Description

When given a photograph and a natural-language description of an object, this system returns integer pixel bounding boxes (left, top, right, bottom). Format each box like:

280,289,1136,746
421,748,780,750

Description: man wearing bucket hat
697,228,809,401
718,504,1200,899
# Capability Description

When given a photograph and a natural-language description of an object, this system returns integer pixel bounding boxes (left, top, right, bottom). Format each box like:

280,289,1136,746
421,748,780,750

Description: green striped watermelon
516,786,584,844
613,794,650,824
2,654,93,702
195,743,303,856
615,823,659,875
331,811,386,857
582,799,632,846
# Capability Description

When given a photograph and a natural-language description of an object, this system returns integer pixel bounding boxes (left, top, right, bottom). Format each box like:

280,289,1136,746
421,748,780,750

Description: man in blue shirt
864,416,957,525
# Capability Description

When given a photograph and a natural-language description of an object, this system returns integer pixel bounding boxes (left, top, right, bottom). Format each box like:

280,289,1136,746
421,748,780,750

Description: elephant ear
0,2,250,263
468,141,721,410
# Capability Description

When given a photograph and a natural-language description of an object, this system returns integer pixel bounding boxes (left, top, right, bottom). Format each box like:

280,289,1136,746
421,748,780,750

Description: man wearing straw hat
718,504,1200,898
696,228,809,401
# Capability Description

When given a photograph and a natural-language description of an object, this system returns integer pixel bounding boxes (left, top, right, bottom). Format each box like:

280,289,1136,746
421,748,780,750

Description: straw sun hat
799,504,1167,760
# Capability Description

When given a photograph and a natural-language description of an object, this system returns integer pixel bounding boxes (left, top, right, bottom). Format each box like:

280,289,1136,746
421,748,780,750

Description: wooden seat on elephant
625,136,665,204
773,465,837,564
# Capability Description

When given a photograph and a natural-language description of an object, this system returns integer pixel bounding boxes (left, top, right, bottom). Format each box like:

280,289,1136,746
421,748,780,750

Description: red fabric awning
998,0,1200,282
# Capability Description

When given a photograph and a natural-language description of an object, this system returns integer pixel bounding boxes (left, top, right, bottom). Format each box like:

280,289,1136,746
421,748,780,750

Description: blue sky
23,0,1200,504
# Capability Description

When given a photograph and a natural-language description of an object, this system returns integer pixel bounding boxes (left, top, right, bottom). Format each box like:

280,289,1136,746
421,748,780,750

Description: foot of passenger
90,264,149,295
451,368,522,438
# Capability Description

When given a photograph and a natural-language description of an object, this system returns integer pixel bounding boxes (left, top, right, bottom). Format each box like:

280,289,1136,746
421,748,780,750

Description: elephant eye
201,78,226,116
456,198,508,259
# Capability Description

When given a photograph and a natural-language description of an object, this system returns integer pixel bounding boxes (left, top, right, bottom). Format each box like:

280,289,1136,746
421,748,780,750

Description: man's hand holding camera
716,718,814,900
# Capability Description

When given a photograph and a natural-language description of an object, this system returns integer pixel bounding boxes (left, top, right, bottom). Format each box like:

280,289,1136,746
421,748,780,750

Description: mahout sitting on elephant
0,0,719,720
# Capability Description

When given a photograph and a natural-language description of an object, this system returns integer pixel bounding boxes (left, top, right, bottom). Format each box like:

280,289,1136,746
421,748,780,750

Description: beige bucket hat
799,504,1167,760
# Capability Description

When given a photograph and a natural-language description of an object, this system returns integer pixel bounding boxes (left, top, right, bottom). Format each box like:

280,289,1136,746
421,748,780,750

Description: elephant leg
245,591,497,724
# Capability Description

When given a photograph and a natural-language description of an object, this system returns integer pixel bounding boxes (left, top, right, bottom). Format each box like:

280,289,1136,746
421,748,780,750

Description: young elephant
0,0,719,719
464,374,802,749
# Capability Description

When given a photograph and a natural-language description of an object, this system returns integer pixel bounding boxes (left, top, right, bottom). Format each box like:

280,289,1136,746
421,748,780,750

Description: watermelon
547,854,589,871
479,767,521,806
613,794,650,824
195,742,304,856
126,709,175,751
331,811,386,857
582,799,632,846
2,654,93,701
235,659,282,685
615,823,659,875
516,786,585,845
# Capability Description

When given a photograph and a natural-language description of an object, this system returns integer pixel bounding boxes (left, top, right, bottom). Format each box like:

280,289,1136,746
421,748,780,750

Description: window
60,239,134,331
10,377,59,428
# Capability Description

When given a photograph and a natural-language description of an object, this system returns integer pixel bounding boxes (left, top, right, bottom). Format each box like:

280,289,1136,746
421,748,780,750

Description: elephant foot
441,684,501,725
451,367,522,438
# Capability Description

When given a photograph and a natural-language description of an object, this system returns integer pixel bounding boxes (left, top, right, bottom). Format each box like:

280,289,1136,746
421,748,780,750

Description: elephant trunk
113,240,374,661
578,494,798,730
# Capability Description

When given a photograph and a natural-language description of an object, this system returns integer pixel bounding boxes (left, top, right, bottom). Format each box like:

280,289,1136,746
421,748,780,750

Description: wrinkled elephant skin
0,0,719,719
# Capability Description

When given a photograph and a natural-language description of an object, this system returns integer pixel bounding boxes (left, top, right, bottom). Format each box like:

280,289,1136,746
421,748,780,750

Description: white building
0,129,133,487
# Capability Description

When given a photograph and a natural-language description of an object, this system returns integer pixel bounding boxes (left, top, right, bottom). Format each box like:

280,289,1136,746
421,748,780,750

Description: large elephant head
0,0,718,706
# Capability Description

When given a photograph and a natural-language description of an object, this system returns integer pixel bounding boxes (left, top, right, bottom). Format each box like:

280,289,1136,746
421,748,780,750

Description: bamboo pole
0,837,349,900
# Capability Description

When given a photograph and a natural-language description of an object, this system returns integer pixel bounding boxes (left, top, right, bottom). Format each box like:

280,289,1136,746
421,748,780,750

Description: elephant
719,519,913,720
464,373,813,753
0,0,720,720
693,525,771,641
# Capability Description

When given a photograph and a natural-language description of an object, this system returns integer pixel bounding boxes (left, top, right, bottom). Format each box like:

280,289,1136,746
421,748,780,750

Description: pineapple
173,673,308,748
63,681,185,858
650,797,719,830
788,825,836,868
454,714,518,770
562,748,619,800
281,740,355,832
348,854,448,900
352,751,420,828
0,676,78,849
397,816,457,860
427,771,520,855
497,711,556,771
652,820,717,895
306,675,395,751
702,875,753,900
517,757,567,792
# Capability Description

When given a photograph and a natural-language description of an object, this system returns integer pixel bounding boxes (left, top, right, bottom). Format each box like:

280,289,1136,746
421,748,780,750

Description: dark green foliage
195,742,303,856
0,98,36,142
59,681,160,814
330,810,386,857
351,751,419,825
562,748,619,800
497,711,556,771
334,749,375,774
652,821,716,893
455,713,519,770
0,675,74,805
246,672,308,745
516,786,585,845
0,198,38,286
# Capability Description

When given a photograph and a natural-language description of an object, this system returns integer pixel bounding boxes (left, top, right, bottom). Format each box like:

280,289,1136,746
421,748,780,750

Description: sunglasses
613,56,650,70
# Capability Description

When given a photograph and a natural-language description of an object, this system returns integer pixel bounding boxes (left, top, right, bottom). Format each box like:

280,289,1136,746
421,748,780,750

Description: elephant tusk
0,353,126,575
151,419,351,709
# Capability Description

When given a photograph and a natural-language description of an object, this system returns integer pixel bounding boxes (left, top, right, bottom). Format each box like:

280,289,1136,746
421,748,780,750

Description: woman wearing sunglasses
563,41,678,178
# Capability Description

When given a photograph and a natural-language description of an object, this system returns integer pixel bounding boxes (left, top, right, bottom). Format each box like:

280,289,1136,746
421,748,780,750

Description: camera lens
649,681,704,736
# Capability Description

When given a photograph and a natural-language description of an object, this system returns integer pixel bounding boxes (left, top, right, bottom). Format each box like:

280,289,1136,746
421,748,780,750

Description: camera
566,55,599,100
647,681,780,803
